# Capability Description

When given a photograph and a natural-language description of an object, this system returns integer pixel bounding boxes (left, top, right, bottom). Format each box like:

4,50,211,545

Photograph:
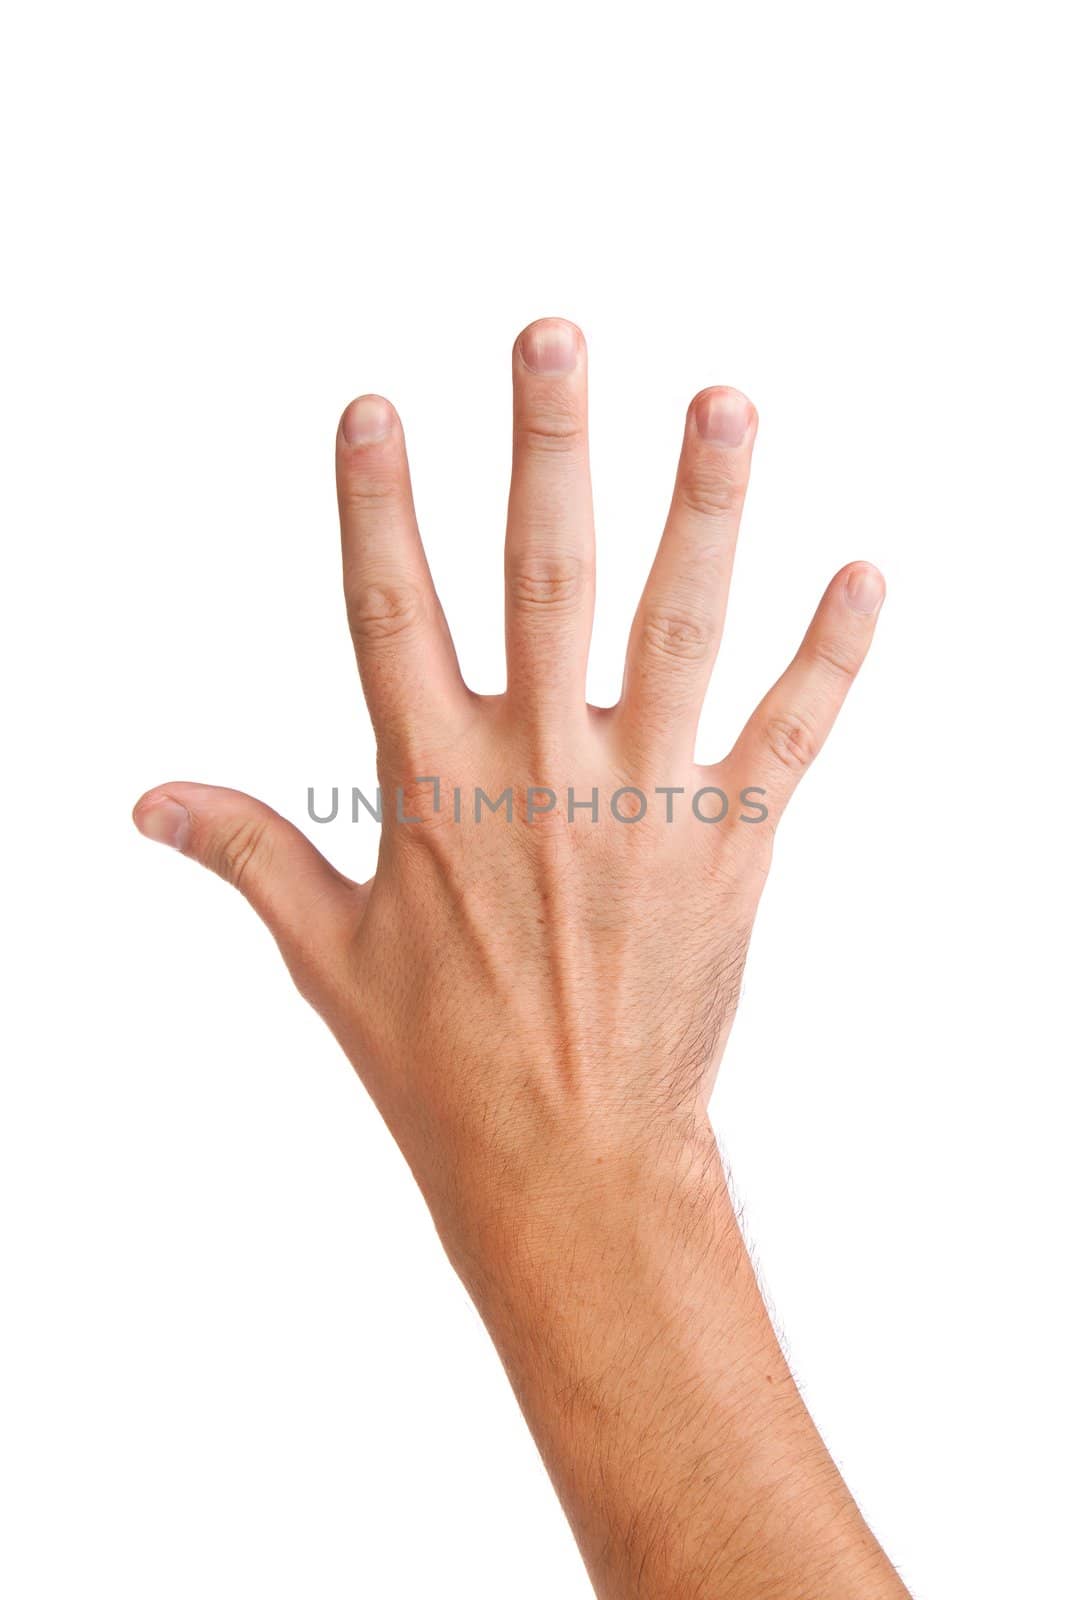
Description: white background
2,3,1064,1596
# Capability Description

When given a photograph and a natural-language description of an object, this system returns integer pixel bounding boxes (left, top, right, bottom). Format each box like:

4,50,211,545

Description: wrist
436,1119,734,1325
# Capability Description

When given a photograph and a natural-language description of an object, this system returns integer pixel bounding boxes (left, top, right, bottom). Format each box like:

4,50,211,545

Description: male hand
135,319,903,1599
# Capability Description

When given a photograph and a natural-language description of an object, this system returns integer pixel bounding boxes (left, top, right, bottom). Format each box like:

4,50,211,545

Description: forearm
449,1133,907,1600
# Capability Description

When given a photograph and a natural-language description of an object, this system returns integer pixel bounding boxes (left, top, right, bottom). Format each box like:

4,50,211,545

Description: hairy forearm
448,1134,907,1600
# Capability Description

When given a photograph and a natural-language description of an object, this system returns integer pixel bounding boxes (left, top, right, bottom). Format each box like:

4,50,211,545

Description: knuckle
639,604,715,663
509,553,587,613
216,816,271,891
763,710,821,774
809,634,860,681
347,581,423,644
677,464,745,520
340,469,400,510
391,778,453,834
516,414,585,454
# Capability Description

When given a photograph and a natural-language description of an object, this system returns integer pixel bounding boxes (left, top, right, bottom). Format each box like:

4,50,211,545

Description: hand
133,316,882,1233
134,319,899,1598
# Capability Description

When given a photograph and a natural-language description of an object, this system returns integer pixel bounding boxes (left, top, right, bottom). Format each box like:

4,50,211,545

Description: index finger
336,394,468,761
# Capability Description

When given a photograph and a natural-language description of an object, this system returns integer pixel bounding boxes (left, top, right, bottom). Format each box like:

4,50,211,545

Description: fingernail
341,395,393,447
695,390,753,447
844,564,885,615
135,797,191,851
520,320,578,375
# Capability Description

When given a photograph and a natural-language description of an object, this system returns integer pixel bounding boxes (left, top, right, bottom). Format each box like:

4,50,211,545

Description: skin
134,318,909,1598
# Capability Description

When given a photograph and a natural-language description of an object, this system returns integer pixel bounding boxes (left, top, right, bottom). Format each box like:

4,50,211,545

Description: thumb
132,782,359,960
